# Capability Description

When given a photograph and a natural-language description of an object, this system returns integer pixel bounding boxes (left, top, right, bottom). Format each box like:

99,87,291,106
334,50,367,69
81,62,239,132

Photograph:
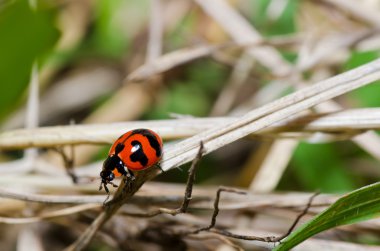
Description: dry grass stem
0,188,106,204
146,0,163,62
249,139,298,192
194,0,292,76
210,53,255,116
127,37,299,83
0,203,100,224
2,108,380,149
322,0,380,26
161,58,380,172
179,189,318,244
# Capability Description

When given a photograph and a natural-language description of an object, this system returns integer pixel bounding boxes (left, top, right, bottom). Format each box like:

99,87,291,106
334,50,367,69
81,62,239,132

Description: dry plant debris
2,0,380,251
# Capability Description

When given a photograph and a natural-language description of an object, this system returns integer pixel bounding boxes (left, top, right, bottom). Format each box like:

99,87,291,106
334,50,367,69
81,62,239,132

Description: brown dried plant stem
52,146,78,183
3,107,380,149
181,190,319,243
0,204,100,224
161,59,380,172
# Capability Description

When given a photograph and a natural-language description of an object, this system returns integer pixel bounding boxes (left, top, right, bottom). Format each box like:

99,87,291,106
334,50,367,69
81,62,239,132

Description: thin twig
128,39,296,82
210,53,255,116
52,147,78,184
274,191,320,241
0,188,106,204
183,187,247,235
179,141,205,213
182,190,319,243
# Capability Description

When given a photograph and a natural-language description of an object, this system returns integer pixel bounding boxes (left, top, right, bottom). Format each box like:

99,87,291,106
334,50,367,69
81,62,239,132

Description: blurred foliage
88,0,130,58
250,0,298,36
145,60,227,119
0,0,59,121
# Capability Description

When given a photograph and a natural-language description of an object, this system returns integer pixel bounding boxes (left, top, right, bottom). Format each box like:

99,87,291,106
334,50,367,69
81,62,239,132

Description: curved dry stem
0,203,100,224
160,58,380,172
2,108,380,149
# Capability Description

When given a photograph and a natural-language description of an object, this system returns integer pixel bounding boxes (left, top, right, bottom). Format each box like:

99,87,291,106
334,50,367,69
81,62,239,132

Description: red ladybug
99,128,163,194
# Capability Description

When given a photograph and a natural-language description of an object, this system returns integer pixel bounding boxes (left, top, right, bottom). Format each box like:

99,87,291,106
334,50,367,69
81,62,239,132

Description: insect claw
103,193,110,206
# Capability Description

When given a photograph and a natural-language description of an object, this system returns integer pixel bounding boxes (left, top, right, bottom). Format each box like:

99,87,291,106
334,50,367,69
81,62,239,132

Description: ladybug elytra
99,128,163,194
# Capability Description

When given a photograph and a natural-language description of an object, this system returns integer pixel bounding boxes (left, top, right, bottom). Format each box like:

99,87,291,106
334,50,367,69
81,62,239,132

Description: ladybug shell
109,129,163,172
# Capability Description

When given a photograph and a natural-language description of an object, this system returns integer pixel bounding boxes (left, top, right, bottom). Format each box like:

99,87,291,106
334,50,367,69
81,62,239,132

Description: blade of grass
274,182,380,251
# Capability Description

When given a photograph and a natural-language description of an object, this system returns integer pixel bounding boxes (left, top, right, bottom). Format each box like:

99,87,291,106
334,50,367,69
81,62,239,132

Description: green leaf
0,0,59,121
90,0,132,57
274,182,380,251
250,0,298,36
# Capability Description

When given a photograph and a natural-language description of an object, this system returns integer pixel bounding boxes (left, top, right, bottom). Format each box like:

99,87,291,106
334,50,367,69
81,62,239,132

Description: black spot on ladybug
129,140,148,167
145,133,162,157
131,129,162,157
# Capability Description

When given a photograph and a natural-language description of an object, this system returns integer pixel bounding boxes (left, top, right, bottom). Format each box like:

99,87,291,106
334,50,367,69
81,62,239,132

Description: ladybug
99,128,163,195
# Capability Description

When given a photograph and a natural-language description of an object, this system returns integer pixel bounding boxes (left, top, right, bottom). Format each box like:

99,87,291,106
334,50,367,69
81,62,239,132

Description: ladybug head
100,170,115,183
99,169,118,198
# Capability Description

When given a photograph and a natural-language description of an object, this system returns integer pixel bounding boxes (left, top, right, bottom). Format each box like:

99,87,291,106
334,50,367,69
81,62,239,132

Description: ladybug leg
100,182,110,205
115,161,135,181
108,180,118,188
126,168,135,180
122,169,135,185
103,183,109,195
99,181,104,191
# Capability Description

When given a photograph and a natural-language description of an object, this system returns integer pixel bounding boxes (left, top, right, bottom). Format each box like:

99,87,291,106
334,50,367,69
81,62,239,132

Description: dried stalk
146,0,163,62
0,203,100,224
161,59,380,171
179,190,319,243
2,108,380,149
